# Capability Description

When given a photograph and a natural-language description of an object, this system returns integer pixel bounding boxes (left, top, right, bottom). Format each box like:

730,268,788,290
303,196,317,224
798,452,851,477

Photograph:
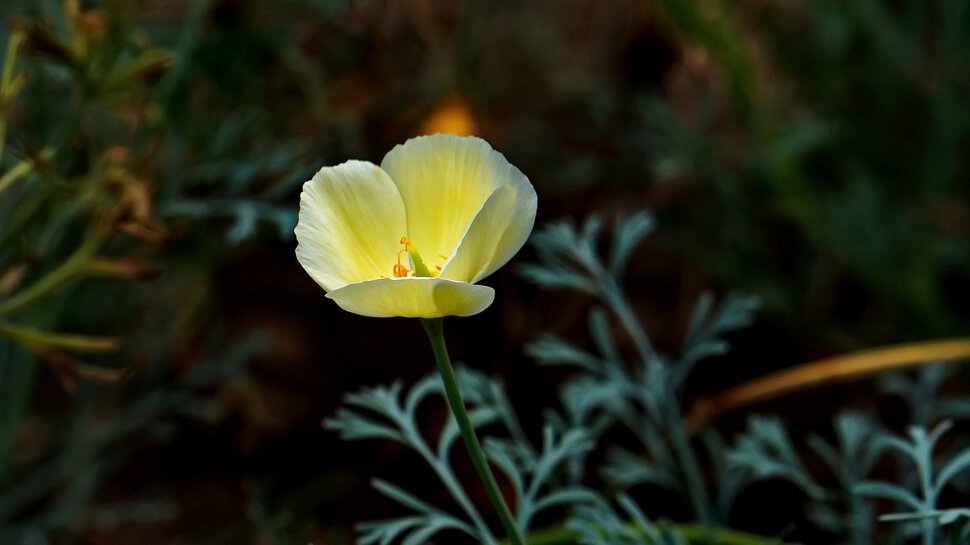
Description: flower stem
421,318,525,545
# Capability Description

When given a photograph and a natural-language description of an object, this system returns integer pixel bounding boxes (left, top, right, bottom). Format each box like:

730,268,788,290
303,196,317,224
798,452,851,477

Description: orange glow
419,95,479,136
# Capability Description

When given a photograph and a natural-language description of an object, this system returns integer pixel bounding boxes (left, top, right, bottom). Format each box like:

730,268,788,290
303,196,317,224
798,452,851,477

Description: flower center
393,237,447,278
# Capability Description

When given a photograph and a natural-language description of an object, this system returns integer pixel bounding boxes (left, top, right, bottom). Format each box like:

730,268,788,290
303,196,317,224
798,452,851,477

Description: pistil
393,237,436,278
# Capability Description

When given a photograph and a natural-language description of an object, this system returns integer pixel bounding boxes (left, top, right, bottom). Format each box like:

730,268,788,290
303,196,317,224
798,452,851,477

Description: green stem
0,321,119,353
599,279,712,536
0,229,104,317
0,150,52,197
668,407,713,535
421,318,525,545
0,156,32,195
917,440,935,545
601,282,655,365
0,29,26,167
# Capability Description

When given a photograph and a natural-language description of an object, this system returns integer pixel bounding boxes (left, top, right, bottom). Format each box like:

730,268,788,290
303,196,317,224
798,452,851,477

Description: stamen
391,237,441,278
393,239,412,278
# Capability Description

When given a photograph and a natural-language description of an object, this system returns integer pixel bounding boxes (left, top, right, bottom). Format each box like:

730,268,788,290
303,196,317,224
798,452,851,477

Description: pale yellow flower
295,134,537,318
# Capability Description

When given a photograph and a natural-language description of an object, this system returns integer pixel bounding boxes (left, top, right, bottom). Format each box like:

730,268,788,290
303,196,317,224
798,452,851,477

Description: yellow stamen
393,237,412,277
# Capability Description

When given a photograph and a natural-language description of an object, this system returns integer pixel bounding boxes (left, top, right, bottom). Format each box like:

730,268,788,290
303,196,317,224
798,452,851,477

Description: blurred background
0,0,967,543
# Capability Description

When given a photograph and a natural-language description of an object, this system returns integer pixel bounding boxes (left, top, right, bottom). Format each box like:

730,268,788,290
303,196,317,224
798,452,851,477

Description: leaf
938,508,970,526
609,212,654,277
371,479,445,517
357,517,423,545
436,406,499,460
484,439,525,500
519,262,597,294
683,292,715,352
560,376,636,425
344,382,405,418
522,217,606,293
728,416,825,500
403,374,442,416
568,494,695,545
806,435,841,478
401,517,469,545
589,307,622,367
526,334,602,372
835,411,882,464
0,321,120,353
529,427,595,495
677,293,758,384
925,419,954,446
357,514,476,545
880,435,918,463
532,487,601,514
323,409,405,443
454,366,497,405
935,447,970,496
617,493,653,533
603,448,681,493
854,481,923,511
879,508,970,525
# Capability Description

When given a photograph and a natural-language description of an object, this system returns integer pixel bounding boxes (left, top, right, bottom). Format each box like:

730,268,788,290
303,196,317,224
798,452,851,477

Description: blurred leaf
0,320,119,353
609,212,654,279
728,416,826,500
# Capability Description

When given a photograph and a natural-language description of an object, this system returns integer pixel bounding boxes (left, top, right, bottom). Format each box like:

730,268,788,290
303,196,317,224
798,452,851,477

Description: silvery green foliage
522,211,970,543
523,212,759,525
331,211,970,544
728,413,889,545
856,420,970,545
698,428,749,523
729,412,970,544
325,367,598,545
521,212,655,296
880,365,970,499
806,413,887,544
155,129,306,246
568,495,688,545
485,426,600,532
881,365,970,427
728,416,826,501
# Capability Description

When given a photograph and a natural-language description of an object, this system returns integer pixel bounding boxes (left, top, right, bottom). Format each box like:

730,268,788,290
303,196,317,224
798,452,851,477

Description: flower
295,134,537,318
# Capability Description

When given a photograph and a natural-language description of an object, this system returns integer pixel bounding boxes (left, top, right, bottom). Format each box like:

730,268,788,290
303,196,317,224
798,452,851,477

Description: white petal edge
295,160,407,292
439,158,537,283
326,277,495,318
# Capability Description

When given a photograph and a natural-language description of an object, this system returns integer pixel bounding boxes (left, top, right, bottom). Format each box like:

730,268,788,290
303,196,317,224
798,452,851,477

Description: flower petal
295,161,407,292
326,278,495,318
380,134,515,263
439,169,537,283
